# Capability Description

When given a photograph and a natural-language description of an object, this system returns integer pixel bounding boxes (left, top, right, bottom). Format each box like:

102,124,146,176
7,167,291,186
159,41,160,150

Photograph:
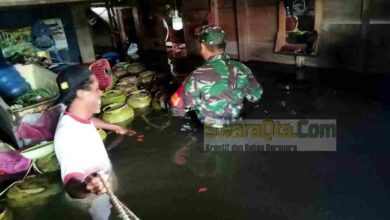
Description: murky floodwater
3,61,390,219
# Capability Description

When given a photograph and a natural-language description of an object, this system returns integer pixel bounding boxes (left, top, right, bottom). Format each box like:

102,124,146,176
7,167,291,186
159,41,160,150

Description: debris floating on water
173,146,188,165
198,187,207,193
180,124,191,131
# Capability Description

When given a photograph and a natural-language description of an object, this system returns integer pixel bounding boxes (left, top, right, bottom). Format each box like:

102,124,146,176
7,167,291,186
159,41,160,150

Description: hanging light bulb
172,9,183,30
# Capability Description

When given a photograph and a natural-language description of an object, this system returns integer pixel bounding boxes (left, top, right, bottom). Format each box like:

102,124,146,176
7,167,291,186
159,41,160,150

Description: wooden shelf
274,0,322,56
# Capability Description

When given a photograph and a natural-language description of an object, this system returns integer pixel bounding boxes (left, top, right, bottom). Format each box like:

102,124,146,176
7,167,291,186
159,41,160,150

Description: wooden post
70,4,96,63
360,0,369,72
106,2,116,50
210,0,219,25
275,0,286,53
235,0,249,61
314,0,323,54
132,7,141,43
0,0,89,7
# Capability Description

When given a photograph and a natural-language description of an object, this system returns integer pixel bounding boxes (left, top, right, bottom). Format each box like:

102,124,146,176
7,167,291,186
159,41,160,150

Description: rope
293,0,306,13
97,173,140,220
141,114,171,131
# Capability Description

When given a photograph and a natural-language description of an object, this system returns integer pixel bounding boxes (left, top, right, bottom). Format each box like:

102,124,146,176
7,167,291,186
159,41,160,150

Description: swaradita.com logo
204,119,336,152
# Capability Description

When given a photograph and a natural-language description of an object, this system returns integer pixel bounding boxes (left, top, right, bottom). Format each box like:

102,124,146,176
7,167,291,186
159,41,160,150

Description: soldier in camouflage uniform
170,25,263,124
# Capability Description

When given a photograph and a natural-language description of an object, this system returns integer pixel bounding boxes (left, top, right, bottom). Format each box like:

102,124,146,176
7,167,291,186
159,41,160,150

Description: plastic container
32,152,60,174
102,103,134,124
20,141,54,160
89,59,113,91
102,51,120,66
127,90,152,109
101,90,127,107
0,62,31,101
126,62,145,74
0,204,12,220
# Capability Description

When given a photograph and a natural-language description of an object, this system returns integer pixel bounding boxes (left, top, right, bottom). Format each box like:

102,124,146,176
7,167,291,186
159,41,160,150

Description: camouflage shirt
178,54,263,121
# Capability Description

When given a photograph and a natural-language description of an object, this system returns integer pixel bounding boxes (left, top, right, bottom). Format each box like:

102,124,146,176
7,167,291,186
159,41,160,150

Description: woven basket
89,59,113,90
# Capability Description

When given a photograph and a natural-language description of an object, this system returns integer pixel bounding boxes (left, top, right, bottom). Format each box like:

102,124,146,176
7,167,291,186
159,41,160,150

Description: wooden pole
235,0,249,61
360,0,369,73
210,0,219,25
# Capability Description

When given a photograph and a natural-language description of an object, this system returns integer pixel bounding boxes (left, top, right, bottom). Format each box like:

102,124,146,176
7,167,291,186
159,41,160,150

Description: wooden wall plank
369,0,390,20
210,0,219,25
247,5,277,43
367,24,390,73
70,4,96,63
235,0,249,61
360,0,370,72
182,0,209,10
219,0,234,8
319,24,362,71
323,0,362,20
0,0,89,7
216,1,238,56
219,8,237,41
180,0,390,72
247,0,278,7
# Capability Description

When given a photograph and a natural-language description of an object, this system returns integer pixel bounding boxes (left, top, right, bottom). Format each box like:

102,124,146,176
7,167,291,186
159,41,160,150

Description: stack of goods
0,203,12,220
125,62,145,75
0,62,31,102
127,90,152,109
115,76,138,94
0,62,59,112
102,102,135,125
112,62,129,77
100,61,173,126
6,174,62,211
10,88,56,110
101,90,127,107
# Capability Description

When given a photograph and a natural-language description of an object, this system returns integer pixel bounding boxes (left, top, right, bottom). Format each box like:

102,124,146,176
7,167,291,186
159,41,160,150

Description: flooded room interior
0,0,389,219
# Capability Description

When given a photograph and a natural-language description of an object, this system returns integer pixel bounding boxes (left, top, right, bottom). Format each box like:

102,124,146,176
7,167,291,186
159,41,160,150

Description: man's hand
169,105,188,117
92,117,136,136
85,173,108,195
112,125,136,136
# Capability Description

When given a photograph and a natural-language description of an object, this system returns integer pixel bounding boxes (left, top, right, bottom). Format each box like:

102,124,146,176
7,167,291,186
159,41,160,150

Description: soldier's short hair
199,25,226,51
203,42,226,53
199,25,225,45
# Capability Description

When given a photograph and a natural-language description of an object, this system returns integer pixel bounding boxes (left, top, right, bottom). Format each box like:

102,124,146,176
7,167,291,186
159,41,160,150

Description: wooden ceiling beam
0,0,103,8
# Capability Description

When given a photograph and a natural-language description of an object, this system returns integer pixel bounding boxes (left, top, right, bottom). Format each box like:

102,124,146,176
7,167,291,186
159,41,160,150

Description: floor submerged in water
10,62,390,219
